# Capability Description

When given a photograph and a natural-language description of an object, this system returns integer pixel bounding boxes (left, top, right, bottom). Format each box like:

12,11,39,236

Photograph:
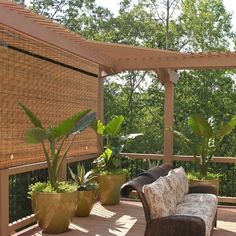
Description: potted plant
92,115,142,205
19,103,96,233
69,164,98,217
173,114,236,193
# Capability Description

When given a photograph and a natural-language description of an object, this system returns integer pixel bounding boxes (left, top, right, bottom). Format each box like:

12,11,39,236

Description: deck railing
122,153,236,203
0,154,97,236
0,153,236,235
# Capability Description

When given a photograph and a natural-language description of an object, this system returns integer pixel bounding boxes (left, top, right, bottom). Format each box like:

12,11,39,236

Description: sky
96,0,236,30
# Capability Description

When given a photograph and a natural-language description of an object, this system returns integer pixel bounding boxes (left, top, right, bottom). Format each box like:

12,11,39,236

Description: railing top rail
122,153,236,164
6,153,98,176
4,152,236,176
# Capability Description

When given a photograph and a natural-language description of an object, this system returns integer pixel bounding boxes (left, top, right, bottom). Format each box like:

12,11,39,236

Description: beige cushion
165,166,189,203
142,176,176,220
170,166,189,194
175,193,218,236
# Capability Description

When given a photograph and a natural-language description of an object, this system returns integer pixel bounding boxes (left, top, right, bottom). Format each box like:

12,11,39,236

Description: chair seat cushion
175,193,218,236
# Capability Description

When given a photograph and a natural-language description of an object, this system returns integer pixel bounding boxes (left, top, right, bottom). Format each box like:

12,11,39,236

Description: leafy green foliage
104,115,124,136
28,181,77,198
173,114,236,177
187,172,222,181
92,115,142,174
50,110,91,138
69,164,97,191
25,128,47,144
188,115,213,137
19,103,43,129
19,103,96,191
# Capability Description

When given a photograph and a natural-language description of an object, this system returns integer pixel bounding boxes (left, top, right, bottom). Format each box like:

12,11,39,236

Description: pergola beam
110,54,236,72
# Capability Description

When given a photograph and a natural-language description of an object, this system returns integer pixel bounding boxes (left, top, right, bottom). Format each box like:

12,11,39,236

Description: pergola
0,0,236,235
1,0,235,165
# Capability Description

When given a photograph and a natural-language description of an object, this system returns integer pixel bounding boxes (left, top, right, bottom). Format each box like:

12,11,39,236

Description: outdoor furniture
121,164,218,236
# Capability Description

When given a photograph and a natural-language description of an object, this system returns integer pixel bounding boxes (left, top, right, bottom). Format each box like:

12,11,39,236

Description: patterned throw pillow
165,166,189,204
142,176,176,220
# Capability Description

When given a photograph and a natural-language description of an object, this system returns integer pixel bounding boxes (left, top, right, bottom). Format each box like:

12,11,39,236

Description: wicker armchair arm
145,215,205,236
120,175,153,197
189,185,217,195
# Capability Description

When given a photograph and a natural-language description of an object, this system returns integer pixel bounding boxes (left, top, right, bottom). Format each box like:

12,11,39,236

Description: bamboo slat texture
0,24,99,169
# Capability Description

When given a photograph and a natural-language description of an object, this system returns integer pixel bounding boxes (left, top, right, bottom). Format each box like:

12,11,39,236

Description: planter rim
33,190,77,196
190,178,219,181
77,188,98,192
98,173,127,176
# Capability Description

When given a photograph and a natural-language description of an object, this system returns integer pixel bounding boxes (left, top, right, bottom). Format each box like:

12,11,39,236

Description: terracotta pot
190,178,220,195
98,174,126,205
75,189,97,217
32,191,77,234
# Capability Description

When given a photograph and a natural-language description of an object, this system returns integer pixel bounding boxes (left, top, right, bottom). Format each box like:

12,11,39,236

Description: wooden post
0,169,9,236
97,67,104,153
163,80,175,165
157,69,179,165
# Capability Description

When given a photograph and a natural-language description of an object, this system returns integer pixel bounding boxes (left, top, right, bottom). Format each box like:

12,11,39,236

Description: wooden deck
17,200,236,236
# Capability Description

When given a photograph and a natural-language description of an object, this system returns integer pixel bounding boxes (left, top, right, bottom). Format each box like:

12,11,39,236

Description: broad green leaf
91,120,105,135
120,133,143,141
188,115,213,137
25,128,47,144
104,115,124,136
172,130,196,155
100,148,112,161
71,111,96,134
214,115,236,137
111,145,124,158
51,110,91,139
19,103,43,128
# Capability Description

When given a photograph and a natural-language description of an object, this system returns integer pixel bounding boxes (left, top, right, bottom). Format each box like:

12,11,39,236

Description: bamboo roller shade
0,24,99,169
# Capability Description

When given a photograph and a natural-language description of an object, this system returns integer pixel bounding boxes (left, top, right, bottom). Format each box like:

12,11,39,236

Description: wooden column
98,67,104,123
97,67,104,153
163,80,175,165
0,169,9,236
157,69,179,165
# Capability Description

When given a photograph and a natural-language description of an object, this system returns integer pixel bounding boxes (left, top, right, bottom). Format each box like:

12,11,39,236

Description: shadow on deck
17,200,236,236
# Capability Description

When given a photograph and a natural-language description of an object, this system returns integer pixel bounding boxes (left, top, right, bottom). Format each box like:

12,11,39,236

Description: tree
179,0,233,52
29,0,113,40
138,0,181,50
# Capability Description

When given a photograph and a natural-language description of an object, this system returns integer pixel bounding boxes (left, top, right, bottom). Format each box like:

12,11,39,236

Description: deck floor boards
17,200,236,236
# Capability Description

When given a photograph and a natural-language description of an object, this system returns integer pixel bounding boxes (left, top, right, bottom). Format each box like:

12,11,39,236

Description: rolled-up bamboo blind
0,24,99,169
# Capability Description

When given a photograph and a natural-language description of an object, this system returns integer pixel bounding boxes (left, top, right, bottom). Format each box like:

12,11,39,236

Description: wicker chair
120,164,217,236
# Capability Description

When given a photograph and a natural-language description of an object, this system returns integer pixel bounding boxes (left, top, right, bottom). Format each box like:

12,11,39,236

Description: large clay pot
32,191,77,234
190,178,220,195
98,174,126,205
75,189,97,217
